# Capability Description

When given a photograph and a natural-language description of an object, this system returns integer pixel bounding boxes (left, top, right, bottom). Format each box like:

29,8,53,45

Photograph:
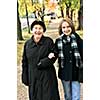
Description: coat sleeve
75,33,83,83
54,39,59,58
77,37,83,83
37,38,57,69
77,35,83,62
22,42,29,86
79,38,83,62
75,33,83,62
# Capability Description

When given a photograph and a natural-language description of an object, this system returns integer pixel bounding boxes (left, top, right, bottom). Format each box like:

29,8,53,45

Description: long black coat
22,36,60,100
55,33,83,83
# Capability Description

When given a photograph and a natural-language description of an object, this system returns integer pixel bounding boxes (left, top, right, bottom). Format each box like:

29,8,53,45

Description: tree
78,0,83,30
41,0,45,21
64,0,71,18
17,1,23,40
18,0,33,34
24,0,30,33
31,0,33,5
61,0,82,30
58,0,64,18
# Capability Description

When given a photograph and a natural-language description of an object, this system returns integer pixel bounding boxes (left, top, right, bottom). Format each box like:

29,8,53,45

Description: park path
17,19,83,100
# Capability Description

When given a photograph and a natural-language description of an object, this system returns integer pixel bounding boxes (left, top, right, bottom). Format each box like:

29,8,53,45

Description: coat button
69,60,72,63
69,51,72,53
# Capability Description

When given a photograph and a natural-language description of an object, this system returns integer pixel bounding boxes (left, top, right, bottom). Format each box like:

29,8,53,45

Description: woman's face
32,24,44,43
61,21,72,36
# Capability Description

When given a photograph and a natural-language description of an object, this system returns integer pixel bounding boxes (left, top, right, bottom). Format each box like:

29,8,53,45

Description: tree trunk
77,0,83,30
60,6,64,18
31,0,33,5
41,5,45,22
70,9,74,20
66,7,69,18
40,0,45,22
65,3,71,18
17,1,23,40
25,1,30,33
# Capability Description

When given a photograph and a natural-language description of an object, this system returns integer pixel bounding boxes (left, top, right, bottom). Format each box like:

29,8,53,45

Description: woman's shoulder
24,38,33,46
55,36,61,42
74,33,82,39
26,38,31,43
74,33,83,46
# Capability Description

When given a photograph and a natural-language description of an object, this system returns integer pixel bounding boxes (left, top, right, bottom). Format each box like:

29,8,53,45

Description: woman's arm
22,43,29,86
37,38,58,69
75,33,83,61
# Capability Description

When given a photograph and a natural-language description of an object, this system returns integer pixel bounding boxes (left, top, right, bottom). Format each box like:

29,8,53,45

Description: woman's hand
48,53,55,59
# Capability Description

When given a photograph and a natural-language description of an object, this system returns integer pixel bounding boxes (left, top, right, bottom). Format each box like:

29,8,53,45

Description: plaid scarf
57,33,82,68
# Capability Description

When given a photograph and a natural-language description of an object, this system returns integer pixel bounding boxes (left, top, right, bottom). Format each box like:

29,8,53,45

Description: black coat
55,33,83,83
22,36,60,100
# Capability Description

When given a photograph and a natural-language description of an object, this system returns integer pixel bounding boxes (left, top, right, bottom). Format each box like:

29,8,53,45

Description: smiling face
32,24,44,43
61,21,72,36
59,18,75,36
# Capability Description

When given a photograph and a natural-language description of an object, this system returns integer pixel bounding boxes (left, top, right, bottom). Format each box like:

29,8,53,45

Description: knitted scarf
57,33,82,68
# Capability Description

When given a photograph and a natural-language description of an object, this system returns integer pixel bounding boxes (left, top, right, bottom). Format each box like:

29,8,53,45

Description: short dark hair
31,20,46,32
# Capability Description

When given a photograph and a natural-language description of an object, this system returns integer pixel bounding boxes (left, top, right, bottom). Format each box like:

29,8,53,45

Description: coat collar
30,35,45,47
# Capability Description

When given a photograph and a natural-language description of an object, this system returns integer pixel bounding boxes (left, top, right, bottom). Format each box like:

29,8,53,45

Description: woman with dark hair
55,18,83,100
22,20,60,100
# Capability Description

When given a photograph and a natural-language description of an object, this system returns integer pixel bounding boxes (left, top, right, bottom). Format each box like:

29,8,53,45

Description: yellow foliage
18,0,42,17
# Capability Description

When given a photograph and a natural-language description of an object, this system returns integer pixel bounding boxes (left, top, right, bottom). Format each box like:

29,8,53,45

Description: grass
17,32,31,66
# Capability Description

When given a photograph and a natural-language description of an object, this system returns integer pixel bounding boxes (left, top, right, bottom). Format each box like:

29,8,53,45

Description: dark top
22,36,60,100
55,33,83,82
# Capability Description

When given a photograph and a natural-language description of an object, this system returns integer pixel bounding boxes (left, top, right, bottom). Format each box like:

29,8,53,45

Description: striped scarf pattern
57,33,82,68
